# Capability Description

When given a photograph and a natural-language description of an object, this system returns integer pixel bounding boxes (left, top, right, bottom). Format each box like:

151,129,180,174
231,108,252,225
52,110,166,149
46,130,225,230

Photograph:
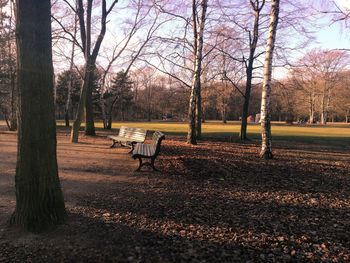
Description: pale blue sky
315,21,350,51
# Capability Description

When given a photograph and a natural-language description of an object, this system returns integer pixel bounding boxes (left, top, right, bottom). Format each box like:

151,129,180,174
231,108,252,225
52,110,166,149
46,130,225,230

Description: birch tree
260,0,279,159
187,0,208,144
10,0,66,231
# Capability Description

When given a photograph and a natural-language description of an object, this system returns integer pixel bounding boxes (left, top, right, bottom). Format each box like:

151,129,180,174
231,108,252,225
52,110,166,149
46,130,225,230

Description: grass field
57,120,350,146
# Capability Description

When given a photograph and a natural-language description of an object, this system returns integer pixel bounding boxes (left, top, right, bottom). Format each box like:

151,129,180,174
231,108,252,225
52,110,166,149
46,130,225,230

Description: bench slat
107,126,147,149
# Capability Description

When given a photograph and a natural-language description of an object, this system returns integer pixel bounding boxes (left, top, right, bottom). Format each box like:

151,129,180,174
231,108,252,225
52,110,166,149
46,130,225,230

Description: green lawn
57,120,350,146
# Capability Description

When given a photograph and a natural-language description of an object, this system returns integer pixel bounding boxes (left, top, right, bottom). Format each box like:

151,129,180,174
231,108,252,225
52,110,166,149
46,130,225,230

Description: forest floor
0,125,350,262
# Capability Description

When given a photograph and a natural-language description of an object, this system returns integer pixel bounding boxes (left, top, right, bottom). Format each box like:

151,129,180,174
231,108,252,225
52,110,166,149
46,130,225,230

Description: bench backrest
151,131,165,156
118,126,147,142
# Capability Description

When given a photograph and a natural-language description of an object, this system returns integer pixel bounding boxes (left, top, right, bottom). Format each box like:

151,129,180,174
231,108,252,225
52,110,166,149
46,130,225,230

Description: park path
0,127,148,230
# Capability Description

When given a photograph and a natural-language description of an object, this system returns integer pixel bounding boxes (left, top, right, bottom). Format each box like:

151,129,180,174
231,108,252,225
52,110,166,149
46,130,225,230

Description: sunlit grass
57,120,350,146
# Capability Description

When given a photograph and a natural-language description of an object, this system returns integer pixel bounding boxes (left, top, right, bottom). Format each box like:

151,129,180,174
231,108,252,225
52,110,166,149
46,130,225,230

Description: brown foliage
1,130,349,262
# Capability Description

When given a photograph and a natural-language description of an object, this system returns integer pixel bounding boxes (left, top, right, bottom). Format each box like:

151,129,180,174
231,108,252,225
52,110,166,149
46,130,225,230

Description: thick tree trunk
10,0,66,231
260,0,279,160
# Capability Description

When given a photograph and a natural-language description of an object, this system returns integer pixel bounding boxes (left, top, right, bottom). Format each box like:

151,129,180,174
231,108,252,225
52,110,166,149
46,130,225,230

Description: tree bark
309,93,314,124
85,70,96,135
196,86,202,139
7,1,17,131
71,62,92,142
260,0,279,160
321,91,326,125
240,1,264,140
64,11,77,127
10,0,66,231
70,0,117,142
187,0,208,144
9,72,17,131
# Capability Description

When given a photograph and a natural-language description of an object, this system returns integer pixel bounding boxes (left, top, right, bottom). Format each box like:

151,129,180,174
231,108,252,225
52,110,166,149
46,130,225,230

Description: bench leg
110,140,117,148
128,143,136,154
135,157,158,172
135,157,143,172
150,157,158,171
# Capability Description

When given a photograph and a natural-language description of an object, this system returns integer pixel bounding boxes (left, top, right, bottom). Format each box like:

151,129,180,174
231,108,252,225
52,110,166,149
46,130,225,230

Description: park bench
107,126,147,153
132,131,165,171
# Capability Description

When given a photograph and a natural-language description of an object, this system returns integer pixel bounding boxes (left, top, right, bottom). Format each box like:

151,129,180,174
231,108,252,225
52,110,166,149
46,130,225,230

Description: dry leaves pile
1,134,349,262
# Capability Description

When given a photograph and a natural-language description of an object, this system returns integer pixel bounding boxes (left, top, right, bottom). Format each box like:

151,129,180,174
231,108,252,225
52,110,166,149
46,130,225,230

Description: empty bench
107,126,147,153
132,131,165,171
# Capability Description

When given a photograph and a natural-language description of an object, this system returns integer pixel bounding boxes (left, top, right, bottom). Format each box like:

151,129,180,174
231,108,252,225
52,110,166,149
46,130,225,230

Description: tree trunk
71,63,92,142
85,70,96,135
260,0,280,160
196,87,202,139
8,2,17,131
187,0,208,144
222,103,227,123
309,93,314,124
64,15,77,127
71,0,117,141
64,70,73,127
240,72,252,140
321,92,326,125
187,85,197,144
107,113,112,129
346,111,349,123
9,72,17,131
240,2,264,140
100,90,107,129
10,0,66,232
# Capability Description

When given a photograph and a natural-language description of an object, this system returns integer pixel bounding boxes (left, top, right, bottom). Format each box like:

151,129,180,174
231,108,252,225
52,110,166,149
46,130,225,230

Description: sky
315,23,349,51
315,0,350,51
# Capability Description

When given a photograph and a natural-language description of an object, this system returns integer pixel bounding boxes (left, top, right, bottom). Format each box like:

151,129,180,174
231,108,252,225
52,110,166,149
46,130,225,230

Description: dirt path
0,128,149,236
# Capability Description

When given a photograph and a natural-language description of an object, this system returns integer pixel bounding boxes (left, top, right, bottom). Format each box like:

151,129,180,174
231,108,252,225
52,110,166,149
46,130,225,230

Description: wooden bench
107,126,147,153
132,131,165,171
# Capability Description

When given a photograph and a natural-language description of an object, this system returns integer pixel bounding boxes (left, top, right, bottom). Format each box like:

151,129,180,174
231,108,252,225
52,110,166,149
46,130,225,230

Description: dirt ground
0,124,350,262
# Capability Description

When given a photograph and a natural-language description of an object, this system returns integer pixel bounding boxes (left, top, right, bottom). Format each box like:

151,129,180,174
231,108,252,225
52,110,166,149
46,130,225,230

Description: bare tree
98,0,165,129
187,0,208,144
64,0,118,141
260,0,280,159
290,49,349,124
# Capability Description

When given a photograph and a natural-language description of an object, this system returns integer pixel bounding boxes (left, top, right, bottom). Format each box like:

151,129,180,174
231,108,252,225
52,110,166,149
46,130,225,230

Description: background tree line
1,0,349,138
